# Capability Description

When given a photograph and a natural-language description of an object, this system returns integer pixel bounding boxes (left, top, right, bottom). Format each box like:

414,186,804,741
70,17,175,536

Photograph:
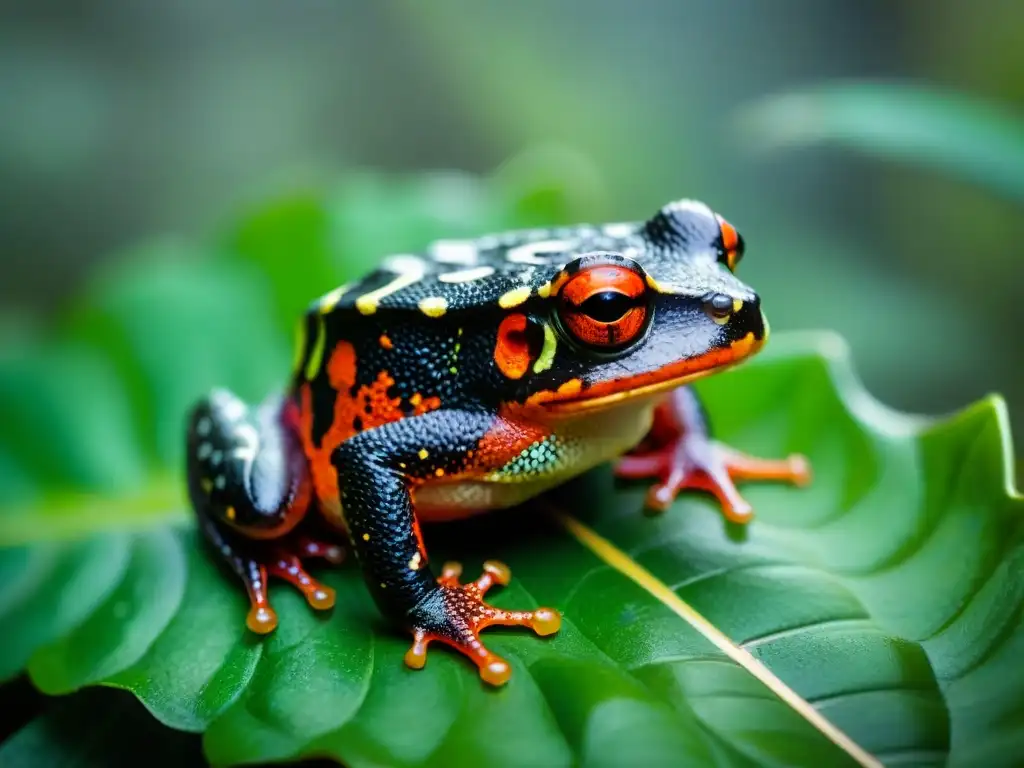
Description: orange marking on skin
494,313,533,380
524,378,584,407
328,340,357,390
410,393,442,416
298,340,442,523
464,404,552,474
540,333,763,415
379,333,393,350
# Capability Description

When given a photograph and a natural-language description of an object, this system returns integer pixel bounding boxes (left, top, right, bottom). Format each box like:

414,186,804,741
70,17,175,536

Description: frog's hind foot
186,388,345,633
614,386,810,523
404,560,561,686
199,516,345,635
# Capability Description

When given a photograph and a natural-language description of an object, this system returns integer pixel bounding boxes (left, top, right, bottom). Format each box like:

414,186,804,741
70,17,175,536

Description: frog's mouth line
537,331,763,416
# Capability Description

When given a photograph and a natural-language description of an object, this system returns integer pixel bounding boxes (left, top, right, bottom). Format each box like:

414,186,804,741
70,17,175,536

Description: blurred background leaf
737,81,1024,203
2,1,1020,442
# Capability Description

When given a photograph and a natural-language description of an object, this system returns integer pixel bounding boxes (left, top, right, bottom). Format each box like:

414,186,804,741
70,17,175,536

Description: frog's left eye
557,264,649,349
716,214,745,271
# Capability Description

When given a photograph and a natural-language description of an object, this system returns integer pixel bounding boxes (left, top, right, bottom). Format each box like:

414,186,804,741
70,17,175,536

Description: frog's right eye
556,264,649,350
715,214,745,271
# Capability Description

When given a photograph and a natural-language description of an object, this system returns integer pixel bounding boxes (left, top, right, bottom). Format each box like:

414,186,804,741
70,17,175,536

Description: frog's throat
536,331,764,416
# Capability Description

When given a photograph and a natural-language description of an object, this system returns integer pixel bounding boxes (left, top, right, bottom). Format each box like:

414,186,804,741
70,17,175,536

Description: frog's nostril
703,293,734,324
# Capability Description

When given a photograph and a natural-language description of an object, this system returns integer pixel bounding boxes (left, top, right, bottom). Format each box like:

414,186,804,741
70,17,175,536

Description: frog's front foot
614,386,810,523
403,560,561,686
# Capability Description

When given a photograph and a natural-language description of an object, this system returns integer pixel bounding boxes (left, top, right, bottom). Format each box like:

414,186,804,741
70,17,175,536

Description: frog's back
310,223,647,319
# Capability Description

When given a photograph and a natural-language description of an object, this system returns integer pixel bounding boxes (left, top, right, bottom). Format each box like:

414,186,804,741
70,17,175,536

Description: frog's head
511,200,765,415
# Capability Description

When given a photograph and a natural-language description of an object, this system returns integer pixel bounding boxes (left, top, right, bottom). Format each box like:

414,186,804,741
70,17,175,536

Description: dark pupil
579,291,634,323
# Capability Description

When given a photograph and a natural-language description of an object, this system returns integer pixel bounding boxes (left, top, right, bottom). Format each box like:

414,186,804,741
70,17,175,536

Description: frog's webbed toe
202,520,346,635
615,386,810,522
404,560,561,686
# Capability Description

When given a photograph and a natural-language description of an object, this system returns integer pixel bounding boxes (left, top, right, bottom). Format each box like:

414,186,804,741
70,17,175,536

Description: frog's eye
557,264,649,349
715,214,745,271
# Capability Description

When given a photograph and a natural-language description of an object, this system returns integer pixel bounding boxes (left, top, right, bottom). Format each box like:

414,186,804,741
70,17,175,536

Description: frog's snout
729,297,765,344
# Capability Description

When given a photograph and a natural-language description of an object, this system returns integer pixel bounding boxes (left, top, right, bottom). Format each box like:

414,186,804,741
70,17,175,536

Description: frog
184,198,810,686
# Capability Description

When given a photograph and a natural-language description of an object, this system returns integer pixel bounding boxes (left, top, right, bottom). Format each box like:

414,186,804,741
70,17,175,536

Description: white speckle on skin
220,399,247,422
210,450,223,466
197,442,212,459
438,266,495,283
382,254,426,273
602,222,636,238
506,239,571,265
665,199,715,219
215,475,226,490
356,257,427,314
195,417,212,436
232,424,259,462
430,240,478,265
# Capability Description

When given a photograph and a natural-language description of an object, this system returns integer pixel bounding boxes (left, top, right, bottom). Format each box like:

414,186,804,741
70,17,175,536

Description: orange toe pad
404,560,561,686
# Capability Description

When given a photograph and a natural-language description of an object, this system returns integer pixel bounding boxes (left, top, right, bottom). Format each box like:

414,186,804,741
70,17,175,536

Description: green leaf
0,687,205,767
2,168,1022,766
2,332,1022,767
735,81,1024,202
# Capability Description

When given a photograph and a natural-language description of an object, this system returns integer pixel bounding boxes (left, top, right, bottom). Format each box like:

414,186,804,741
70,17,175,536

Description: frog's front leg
334,410,561,686
615,386,811,522
186,389,345,633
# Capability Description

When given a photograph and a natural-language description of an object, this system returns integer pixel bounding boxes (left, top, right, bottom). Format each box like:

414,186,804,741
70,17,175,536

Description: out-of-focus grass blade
737,81,1024,203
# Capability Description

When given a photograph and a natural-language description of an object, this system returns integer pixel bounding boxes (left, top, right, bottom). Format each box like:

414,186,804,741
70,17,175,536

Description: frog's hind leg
614,386,811,523
186,389,345,633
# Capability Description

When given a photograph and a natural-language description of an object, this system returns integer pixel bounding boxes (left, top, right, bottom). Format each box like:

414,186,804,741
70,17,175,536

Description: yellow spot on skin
408,552,422,570
356,296,379,315
292,318,306,373
317,283,352,314
418,448,429,460
380,582,387,589
732,298,744,313
304,315,326,380
533,322,558,373
399,462,407,469
362,532,370,541
355,264,425,315
201,478,213,494
418,296,448,317
549,270,571,296
732,332,756,357
409,393,422,407
646,274,667,293
226,506,236,521
537,281,552,298
498,285,532,308
558,379,583,396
